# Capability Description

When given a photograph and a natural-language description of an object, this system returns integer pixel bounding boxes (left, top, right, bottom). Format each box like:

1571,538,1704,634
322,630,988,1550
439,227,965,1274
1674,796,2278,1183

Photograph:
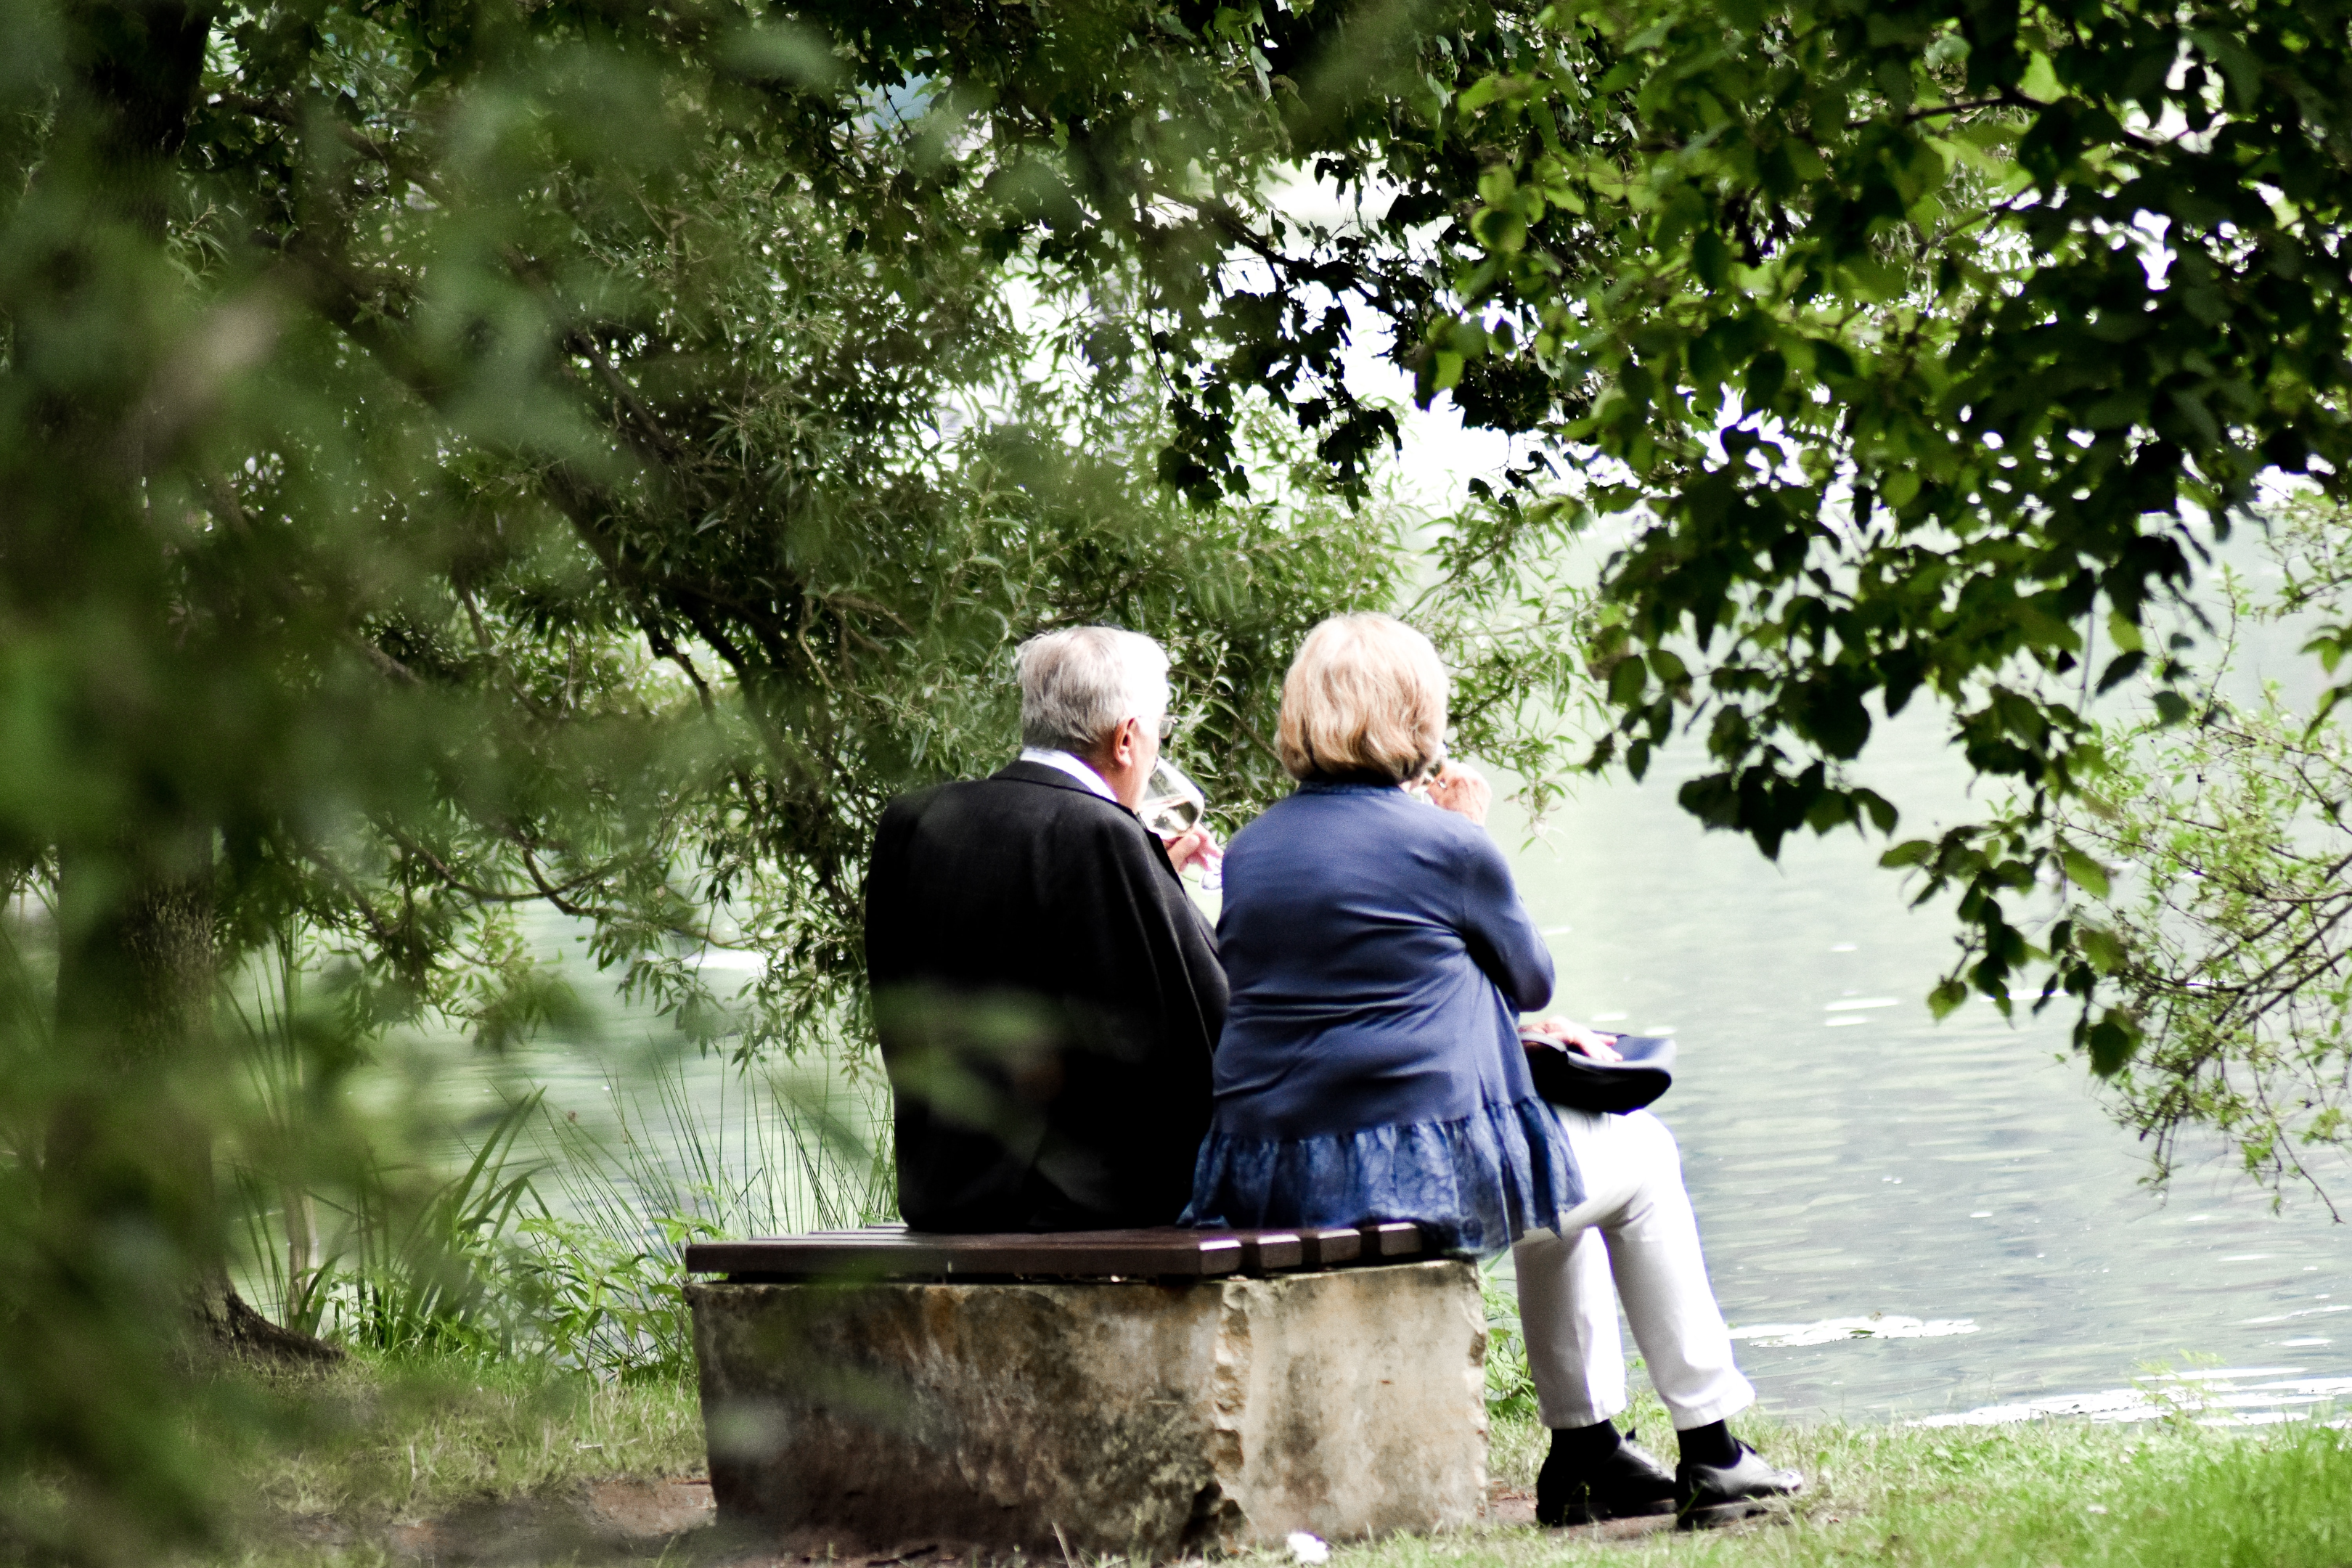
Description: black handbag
1522,1032,1676,1114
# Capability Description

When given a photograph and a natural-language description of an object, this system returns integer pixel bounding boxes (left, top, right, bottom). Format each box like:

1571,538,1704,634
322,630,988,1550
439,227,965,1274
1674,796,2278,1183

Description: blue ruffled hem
1180,1095,1583,1258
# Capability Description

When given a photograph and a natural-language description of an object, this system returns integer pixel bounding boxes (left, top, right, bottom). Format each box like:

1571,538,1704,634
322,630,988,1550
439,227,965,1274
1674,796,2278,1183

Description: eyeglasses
1156,714,1177,741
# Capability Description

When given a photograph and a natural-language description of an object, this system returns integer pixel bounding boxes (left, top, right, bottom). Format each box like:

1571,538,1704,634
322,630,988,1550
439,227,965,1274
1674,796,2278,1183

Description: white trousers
1511,1106,1755,1432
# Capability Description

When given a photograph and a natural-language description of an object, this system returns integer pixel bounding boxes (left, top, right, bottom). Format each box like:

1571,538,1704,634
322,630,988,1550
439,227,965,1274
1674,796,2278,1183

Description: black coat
864,760,1228,1231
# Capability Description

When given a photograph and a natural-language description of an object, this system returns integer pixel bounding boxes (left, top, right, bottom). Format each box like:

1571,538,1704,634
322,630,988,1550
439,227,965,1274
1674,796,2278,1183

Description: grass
199,981,2352,1564
199,1352,703,1556
182,1351,2352,1568
1433,1408,2352,1568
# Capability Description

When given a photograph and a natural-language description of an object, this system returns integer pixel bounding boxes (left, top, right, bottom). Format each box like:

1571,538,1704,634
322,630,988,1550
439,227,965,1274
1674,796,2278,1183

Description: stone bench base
687,1259,1487,1558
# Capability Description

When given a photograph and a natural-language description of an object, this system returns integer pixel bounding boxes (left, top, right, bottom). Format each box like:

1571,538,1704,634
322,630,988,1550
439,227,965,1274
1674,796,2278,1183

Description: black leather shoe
1536,1432,1678,1526
1675,1440,1805,1527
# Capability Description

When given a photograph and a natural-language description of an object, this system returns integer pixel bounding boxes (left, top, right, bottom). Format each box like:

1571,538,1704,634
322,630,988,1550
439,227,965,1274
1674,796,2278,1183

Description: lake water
422,511,2350,1427
1488,510,2352,1424
464,696,2350,1426
1492,698,2352,1426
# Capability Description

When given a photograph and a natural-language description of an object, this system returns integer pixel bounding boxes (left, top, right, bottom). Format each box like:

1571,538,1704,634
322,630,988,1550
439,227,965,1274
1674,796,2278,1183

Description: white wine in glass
1140,756,1218,887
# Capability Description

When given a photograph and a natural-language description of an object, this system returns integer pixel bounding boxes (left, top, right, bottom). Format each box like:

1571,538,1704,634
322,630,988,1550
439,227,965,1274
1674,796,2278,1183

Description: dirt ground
311,1477,1683,1565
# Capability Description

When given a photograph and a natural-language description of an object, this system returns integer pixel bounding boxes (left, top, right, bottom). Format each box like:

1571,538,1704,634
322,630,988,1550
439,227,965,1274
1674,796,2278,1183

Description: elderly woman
1185,613,1800,1527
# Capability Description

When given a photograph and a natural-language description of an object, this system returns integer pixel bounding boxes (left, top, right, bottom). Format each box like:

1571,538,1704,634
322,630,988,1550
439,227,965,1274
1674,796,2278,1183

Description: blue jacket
1185,780,1582,1254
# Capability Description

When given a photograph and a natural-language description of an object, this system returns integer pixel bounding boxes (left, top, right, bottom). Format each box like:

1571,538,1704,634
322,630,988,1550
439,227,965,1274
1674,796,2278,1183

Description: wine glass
1140,756,1220,889
1402,738,1450,802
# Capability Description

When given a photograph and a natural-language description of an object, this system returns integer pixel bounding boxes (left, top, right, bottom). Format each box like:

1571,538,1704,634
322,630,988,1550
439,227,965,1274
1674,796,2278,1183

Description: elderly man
864,626,1225,1233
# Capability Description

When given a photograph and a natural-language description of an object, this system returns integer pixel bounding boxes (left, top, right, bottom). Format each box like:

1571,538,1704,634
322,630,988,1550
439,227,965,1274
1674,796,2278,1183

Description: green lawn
200,1356,2352,1567
1436,1410,2352,1568
201,1356,705,1563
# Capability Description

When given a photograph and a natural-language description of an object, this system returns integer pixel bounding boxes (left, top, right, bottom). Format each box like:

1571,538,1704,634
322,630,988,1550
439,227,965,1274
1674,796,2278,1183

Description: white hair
1015,626,1170,754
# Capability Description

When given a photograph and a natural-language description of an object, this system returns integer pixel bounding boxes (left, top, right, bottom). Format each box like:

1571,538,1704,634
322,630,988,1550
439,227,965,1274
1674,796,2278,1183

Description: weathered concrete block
687,1259,1487,1557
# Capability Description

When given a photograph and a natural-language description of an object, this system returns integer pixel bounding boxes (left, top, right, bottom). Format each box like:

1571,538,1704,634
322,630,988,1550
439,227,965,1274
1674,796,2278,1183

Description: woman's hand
1522,1018,1622,1061
1424,761,1491,827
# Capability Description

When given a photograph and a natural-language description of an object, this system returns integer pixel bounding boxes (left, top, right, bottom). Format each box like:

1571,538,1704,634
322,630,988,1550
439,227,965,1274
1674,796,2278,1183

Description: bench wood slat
1293,1227,1363,1266
1236,1233,1303,1271
682,1224,1424,1281
686,1230,1242,1281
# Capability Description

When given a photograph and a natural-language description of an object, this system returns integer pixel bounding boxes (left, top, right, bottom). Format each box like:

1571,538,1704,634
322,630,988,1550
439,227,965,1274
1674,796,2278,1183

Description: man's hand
1522,1018,1623,1061
1164,826,1222,878
1424,760,1491,827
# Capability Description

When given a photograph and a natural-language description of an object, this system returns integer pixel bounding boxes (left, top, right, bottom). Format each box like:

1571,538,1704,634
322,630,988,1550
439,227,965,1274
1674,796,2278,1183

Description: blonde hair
1275,613,1448,784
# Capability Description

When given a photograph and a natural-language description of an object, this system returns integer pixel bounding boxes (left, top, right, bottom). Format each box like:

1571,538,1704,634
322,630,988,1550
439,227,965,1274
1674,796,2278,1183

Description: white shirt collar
1018,746,1117,802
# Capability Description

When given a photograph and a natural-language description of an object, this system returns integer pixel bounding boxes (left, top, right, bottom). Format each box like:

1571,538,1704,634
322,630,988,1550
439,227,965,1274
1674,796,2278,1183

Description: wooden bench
682,1219,1429,1280
683,1223,1487,1559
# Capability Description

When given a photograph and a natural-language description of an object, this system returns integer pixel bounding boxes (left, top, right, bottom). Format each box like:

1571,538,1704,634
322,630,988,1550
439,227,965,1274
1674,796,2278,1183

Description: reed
221,947,894,1379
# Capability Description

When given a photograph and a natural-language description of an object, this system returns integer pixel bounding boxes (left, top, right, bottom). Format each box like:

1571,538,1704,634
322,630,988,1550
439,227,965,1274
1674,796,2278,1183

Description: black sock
1678,1419,1739,1469
1548,1418,1623,1469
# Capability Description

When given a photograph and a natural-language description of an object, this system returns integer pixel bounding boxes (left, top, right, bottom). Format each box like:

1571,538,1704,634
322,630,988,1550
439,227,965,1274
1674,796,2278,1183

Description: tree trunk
33,0,340,1365
50,850,342,1364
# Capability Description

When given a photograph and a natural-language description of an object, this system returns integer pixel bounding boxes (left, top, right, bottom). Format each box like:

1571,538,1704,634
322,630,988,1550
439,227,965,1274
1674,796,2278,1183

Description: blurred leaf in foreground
1,1,1586,1553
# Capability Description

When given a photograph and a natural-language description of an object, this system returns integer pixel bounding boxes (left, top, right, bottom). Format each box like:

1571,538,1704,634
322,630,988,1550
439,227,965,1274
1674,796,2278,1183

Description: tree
1046,0,2352,1100
2054,499,2352,1211
0,0,1593,1550
1419,0,2352,1077
777,0,2352,1186
27,0,2352,1539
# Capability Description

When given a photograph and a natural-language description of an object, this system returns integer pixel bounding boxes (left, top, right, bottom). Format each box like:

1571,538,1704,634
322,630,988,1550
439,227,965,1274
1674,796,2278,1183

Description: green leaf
2095,650,2144,693
2020,51,2062,100
1472,207,1527,253
1879,838,1934,868
1928,978,1968,1020
2189,28,2263,109
2302,626,2350,675
2086,1012,2139,1077
2059,847,2110,898
719,21,846,89
1691,227,1730,290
